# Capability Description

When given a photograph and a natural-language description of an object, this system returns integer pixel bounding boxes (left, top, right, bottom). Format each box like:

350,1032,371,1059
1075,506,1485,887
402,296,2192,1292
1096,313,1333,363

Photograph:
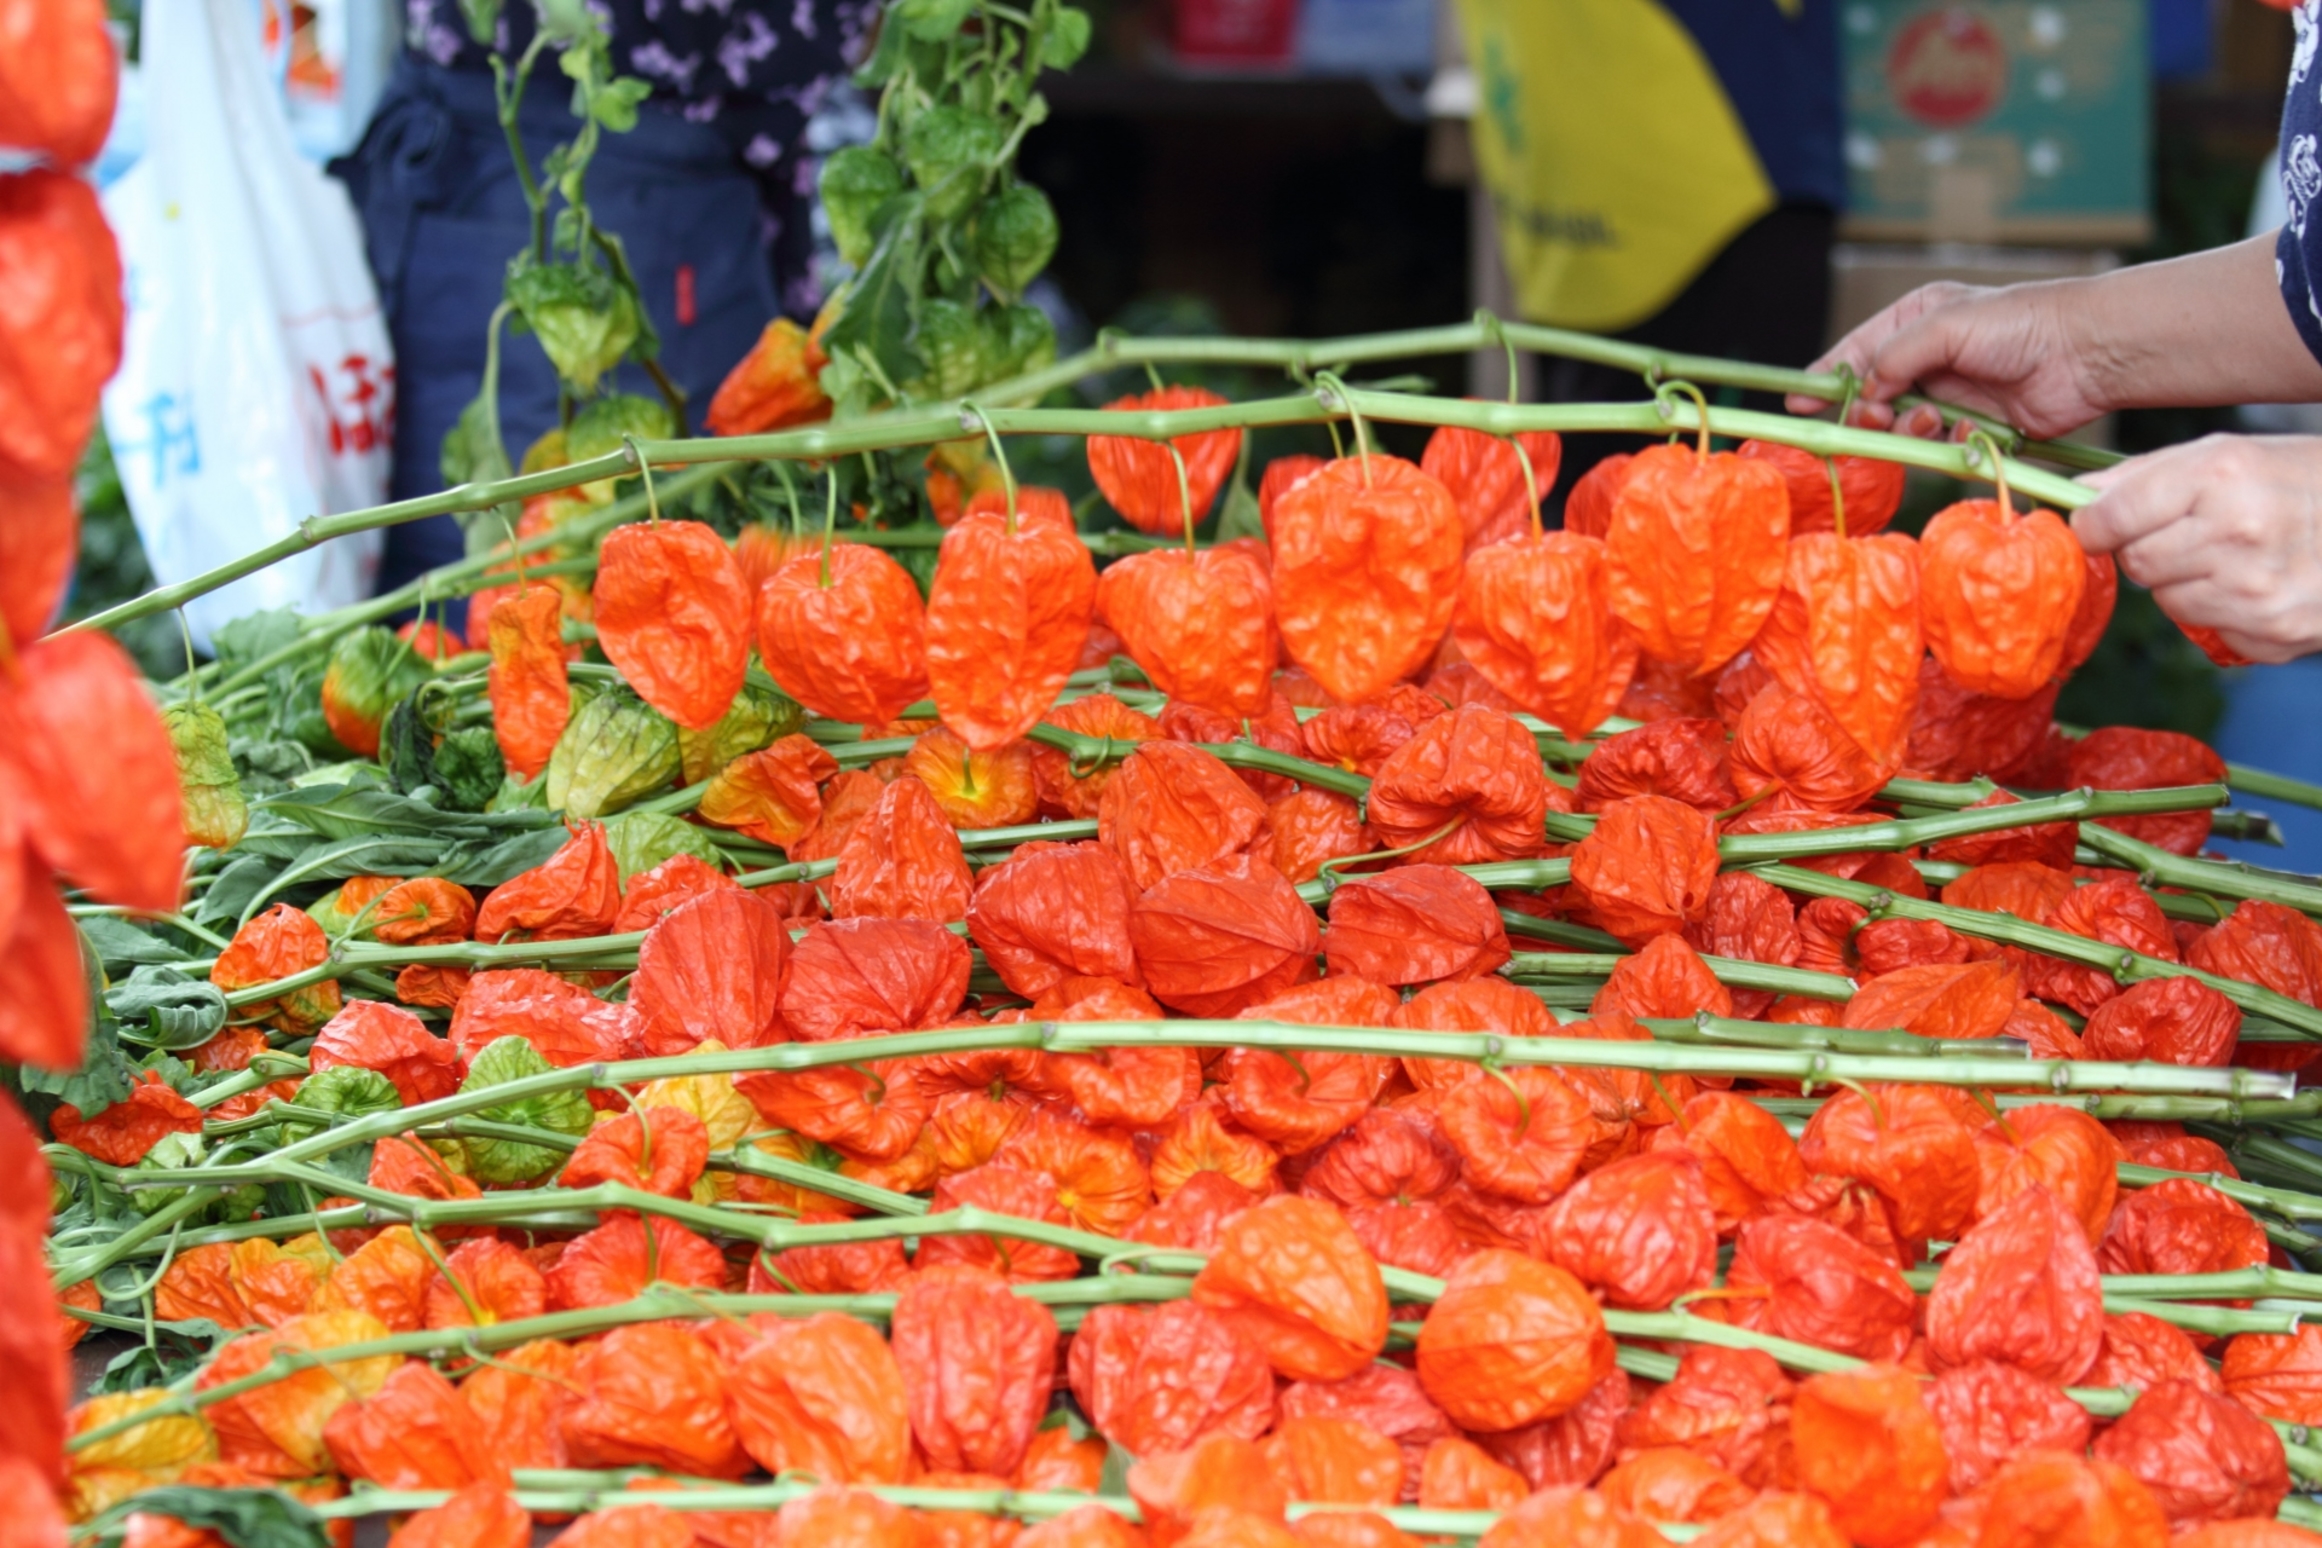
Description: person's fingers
2149,581,2301,664
2068,443,2220,554
1891,402,1945,440
2113,515,2218,590
1787,285,1970,414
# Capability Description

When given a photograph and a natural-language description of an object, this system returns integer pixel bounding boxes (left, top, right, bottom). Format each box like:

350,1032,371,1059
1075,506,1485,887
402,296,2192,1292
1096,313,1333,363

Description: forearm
2065,235,2322,413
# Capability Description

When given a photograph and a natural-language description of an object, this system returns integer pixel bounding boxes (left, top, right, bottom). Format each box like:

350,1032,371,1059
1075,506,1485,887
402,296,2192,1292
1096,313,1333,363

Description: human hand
2073,434,2322,665
1785,279,2110,440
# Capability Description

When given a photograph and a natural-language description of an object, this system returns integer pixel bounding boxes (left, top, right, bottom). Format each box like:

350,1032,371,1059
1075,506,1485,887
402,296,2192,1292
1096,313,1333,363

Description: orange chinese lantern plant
1922,1188,2108,1392
1085,384,1242,536
757,542,930,724
473,820,622,942
385,1482,532,1548
209,904,340,1035
699,733,838,853
1977,1452,2171,1548
1603,435,1791,676
1571,793,1720,945
1749,528,1922,768
1919,476,2088,699
308,999,460,1105
1192,1196,1389,1382
705,315,832,436
1418,1248,1615,1433
1737,439,1905,536
1270,454,1466,703
1322,865,1510,987
630,886,790,1054
1098,740,1271,893
1130,855,1321,1018
891,1264,1060,1478
1474,1489,1665,1548
1724,1213,1915,1362
1097,543,1277,718
966,840,1139,998
1789,1366,1948,1548
1562,452,1633,539
1728,680,1893,811
2091,1379,2290,1532
1800,1083,1981,1244
1031,692,1161,817
1452,529,1639,739
724,1312,911,1484
486,582,569,779
1844,958,2022,1042
829,774,975,923
1420,424,1563,553
1365,704,1556,864
926,501,1097,751
905,727,1039,829
1541,1150,1717,1312
322,1360,502,1493
592,519,754,731
1070,1301,1277,1460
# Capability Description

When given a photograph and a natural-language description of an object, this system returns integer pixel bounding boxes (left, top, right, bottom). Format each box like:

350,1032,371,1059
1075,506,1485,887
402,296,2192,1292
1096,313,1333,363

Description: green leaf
907,298,990,400
20,997,135,1114
603,811,728,882
535,0,598,43
439,388,513,493
567,393,677,463
985,301,1057,382
819,203,927,411
191,856,278,931
212,610,301,676
437,824,572,887
1044,5,1092,69
433,727,507,815
459,1036,593,1183
457,0,503,44
78,917,191,976
105,967,229,1052
897,0,975,40
545,687,682,819
505,261,641,396
229,736,317,800
970,183,1058,299
854,5,917,86
87,1486,329,1548
379,696,438,798
678,679,805,784
258,784,551,842
290,1066,402,1120
903,106,1006,221
592,75,652,132
88,1322,224,1395
1216,476,1266,544
821,146,906,270
267,658,353,760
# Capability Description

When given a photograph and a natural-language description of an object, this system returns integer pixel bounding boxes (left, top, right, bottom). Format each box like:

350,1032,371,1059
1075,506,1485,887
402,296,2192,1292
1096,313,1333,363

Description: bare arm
1789,235,2322,437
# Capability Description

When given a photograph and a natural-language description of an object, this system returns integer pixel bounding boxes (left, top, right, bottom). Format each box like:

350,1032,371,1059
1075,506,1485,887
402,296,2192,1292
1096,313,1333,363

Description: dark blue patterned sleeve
2278,4,2322,363
404,0,877,212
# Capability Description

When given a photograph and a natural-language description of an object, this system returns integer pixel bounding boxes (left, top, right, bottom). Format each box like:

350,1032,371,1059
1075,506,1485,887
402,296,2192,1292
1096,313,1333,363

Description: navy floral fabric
2277,2,2322,360
402,0,879,208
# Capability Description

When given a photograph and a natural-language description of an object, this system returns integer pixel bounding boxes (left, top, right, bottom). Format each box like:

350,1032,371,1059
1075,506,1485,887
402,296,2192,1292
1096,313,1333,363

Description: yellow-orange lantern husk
1749,531,1923,770
1452,530,1639,740
1604,442,1791,677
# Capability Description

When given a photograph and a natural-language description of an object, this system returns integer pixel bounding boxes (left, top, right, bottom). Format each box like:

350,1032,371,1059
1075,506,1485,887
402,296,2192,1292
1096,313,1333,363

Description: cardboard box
1841,1,2151,245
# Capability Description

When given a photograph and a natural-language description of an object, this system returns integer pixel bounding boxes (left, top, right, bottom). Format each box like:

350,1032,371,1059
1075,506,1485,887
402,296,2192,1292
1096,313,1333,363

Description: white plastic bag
101,0,390,649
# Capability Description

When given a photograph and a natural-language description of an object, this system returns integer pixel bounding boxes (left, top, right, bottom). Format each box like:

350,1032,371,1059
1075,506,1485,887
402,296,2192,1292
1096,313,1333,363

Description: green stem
1754,861,2322,1040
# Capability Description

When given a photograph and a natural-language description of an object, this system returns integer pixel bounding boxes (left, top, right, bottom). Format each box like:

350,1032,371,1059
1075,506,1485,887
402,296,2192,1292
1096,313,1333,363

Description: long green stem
1755,862,2322,1040
72,380,2091,639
